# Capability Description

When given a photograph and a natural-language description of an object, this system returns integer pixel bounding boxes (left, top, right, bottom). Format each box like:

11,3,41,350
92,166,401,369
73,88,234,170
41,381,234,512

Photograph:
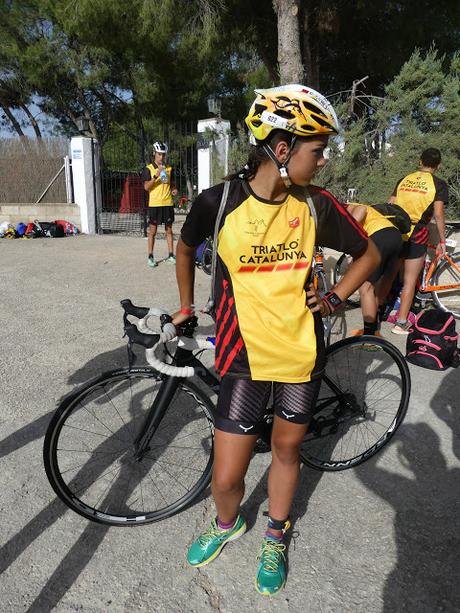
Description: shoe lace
259,539,286,572
198,522,225,547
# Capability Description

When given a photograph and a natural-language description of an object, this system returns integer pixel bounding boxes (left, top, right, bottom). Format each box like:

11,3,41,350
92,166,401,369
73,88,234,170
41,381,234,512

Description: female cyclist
173,85,379,596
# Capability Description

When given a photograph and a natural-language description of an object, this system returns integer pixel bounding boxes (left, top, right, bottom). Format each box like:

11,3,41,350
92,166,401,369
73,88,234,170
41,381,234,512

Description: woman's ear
272,139,290,163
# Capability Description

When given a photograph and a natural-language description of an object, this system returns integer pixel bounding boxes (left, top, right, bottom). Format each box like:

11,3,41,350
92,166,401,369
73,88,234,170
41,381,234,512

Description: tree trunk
20,104,42,139
301,7,319,89
1,105,26,137
272,0,304,84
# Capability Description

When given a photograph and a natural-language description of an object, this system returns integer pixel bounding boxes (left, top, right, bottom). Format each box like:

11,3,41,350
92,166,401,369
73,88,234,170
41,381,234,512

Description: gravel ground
1,234,459,613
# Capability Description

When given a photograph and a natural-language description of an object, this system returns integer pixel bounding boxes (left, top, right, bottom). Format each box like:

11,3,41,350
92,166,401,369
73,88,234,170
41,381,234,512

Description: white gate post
70,136,102,234
197,118,231,194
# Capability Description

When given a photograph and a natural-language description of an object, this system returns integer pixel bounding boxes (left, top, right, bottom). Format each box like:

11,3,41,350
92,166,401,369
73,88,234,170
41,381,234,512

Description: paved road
1,235,459,612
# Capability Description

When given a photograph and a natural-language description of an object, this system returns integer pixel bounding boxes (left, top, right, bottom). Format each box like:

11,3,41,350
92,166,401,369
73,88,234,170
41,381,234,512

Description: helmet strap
262,136,297,188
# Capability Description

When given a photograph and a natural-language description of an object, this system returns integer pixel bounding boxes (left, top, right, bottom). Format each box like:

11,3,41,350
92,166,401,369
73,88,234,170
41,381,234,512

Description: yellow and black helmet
245,84,340,142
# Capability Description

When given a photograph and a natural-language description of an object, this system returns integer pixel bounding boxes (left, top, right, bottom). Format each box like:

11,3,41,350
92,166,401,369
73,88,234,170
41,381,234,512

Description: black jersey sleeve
309,186,368,257
433,175,449,204
180,183,225,247
142,166,152,182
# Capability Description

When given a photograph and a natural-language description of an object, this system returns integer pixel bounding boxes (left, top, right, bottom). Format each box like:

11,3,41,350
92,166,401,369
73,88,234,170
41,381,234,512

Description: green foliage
320,49,460,219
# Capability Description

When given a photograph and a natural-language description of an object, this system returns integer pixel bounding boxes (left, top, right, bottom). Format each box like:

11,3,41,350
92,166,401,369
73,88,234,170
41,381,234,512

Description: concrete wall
0,203,81,229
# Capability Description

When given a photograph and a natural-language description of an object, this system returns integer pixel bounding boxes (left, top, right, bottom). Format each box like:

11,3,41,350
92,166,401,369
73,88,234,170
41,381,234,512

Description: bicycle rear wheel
300,336,410,471
200,237,213,276
44,368,214,526
333,254,360,306
314,268,332,345
431,252,460,318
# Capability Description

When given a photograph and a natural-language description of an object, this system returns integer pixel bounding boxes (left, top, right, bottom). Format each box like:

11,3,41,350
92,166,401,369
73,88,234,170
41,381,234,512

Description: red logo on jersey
289,217,300,228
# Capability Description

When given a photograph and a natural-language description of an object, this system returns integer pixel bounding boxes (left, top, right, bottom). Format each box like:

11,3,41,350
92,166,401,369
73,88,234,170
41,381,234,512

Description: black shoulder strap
203,181,230,314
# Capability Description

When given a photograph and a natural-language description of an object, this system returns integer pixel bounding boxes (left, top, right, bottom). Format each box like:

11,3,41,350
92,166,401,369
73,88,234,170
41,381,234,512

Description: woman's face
285,136,329,186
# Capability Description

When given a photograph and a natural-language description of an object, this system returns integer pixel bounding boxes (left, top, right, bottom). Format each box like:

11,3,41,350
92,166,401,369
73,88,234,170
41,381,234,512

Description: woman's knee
271,435,302,465
212,472,244,495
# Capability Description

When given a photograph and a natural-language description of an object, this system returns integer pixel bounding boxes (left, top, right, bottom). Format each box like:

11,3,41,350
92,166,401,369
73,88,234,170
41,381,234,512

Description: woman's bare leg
211,429,258,523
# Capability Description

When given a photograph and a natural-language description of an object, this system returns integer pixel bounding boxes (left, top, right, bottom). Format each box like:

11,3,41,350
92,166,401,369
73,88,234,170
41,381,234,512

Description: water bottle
159,166,168,183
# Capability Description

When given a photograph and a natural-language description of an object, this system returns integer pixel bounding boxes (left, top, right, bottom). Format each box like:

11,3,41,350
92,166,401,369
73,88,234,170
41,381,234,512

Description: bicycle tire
44,367,214,526
333,254,360,306
200,237,213,276
431,251,460,319
314,268,332,345
300,335,410,471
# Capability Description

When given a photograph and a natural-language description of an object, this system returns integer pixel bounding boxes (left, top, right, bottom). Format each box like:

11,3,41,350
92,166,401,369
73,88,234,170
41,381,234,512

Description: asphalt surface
1,234,459,613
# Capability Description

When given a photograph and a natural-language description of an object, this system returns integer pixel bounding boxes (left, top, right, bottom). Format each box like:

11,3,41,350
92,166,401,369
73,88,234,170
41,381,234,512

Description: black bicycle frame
133,346,220,459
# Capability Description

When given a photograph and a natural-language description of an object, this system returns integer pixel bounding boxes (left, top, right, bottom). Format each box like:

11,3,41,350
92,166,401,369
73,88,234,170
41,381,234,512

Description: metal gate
99,123,198,234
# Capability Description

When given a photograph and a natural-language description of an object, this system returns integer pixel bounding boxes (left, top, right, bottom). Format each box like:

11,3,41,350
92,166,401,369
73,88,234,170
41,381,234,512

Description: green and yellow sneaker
255,537,287,596
186,514,247,568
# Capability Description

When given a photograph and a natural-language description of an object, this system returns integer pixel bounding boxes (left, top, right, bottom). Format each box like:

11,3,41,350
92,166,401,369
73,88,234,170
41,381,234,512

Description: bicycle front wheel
300,336,410,471
44,368,214,526
431,251,460,318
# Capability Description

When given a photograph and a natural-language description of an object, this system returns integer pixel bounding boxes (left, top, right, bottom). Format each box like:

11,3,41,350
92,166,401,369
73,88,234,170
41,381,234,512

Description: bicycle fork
133,375,182,461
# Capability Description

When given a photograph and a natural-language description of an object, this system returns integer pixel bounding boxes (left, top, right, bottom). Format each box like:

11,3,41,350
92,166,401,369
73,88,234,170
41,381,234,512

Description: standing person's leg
255,379,320,596
352,281,379,335
147,221,158,267
165,222,175,263
392,253,424,334
187,378,268,568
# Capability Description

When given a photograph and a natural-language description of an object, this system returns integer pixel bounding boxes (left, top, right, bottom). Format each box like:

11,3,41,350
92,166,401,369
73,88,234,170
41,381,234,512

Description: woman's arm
172,238,196,325
333,239,380,302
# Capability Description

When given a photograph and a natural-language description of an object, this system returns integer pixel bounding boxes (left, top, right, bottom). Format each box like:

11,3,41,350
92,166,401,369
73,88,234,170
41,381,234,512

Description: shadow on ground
356,368,460,611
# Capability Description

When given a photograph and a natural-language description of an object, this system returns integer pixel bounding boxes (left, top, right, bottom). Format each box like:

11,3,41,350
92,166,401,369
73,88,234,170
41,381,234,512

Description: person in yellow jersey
344,203,403,336
388,148,448,334
172,85,379,596
143,141,178,267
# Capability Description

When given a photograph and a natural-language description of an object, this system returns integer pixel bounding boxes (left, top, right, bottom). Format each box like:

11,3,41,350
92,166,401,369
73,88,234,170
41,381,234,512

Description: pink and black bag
406,309,459,370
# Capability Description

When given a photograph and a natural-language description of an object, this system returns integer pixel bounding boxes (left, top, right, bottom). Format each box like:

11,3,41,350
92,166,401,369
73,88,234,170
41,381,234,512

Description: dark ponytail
223,130,298,182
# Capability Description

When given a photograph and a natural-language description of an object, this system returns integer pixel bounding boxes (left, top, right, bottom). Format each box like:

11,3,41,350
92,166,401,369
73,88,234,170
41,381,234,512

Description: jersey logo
289,217,300,228
282,411,295,419
239,424,254,433
245,219,267,236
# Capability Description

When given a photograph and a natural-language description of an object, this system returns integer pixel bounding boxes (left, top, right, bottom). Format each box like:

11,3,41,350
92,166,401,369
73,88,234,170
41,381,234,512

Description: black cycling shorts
214,376,322,435
401,239,427,260
368,227,403,284
147,205,175,226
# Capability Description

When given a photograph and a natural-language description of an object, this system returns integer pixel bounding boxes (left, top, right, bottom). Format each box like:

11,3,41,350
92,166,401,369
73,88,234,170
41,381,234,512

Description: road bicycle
43,300,410,527
334,225,460,317
416,234,460,318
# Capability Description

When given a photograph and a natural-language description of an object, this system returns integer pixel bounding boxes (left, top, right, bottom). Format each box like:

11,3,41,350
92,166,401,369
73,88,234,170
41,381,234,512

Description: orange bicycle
418,225,460,318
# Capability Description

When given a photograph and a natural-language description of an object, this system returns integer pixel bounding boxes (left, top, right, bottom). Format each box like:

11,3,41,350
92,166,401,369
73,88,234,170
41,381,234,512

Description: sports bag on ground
406,309,459,370
371,203,411,234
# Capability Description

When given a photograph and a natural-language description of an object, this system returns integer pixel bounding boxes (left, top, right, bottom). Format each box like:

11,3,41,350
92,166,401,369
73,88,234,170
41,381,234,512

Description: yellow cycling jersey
181,180,368,382
145,163,173,207
392,171,448,238
362,206,395,237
